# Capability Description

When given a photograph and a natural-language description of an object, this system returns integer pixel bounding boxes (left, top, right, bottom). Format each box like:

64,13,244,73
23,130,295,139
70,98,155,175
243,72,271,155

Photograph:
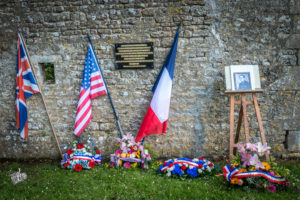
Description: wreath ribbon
61,153,101,165
222,165,287,185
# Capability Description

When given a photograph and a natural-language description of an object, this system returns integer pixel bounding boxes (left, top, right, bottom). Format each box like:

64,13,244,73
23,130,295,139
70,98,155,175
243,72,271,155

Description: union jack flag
74,44,107,136
15,33,39,139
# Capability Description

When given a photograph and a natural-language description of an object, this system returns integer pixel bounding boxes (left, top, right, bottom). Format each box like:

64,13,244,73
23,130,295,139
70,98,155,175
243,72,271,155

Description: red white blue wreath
159,158,218,178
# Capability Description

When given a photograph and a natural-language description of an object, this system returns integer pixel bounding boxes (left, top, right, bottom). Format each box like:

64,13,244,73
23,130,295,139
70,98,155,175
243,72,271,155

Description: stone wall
0,0,299,160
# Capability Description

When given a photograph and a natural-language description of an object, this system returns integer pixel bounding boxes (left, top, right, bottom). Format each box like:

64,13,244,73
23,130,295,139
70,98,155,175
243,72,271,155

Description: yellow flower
104,163,110,168
249,166,256,171
239,168,247,173
231,178,240,184
275,173,281,177
233,162,239,167
157,161,162,165
261,162,270,171
126,154,130,157
121,153,126,158
131,162,137,168
137,155,140,159
119,160,122,166
137,150,140,155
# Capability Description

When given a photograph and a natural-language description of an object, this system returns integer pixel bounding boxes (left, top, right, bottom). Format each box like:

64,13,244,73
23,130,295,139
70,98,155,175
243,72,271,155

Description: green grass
0,161,300,200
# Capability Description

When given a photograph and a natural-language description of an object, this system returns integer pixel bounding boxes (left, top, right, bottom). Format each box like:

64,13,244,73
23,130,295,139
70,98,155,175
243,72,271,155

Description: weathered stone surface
0,0,300,160
286,34,300,49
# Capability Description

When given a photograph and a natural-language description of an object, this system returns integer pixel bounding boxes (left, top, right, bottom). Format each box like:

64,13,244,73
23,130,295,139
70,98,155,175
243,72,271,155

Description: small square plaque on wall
114,42,154,69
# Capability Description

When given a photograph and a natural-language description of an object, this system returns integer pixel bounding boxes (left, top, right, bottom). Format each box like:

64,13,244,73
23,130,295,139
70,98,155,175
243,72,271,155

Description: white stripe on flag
75,99,91,123
74,109,92,134
91,86,106,95
77,88,90,108
150,68,172,123
23,79,39,91
91,71,100,77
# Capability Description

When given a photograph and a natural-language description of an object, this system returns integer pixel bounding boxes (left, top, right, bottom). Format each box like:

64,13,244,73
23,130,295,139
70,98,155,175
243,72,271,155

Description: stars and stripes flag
15,33,40,139
135,26,180,143
74,44,107,136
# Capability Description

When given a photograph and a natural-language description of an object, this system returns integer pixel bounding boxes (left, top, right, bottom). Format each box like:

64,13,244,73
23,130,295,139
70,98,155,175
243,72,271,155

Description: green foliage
0,161,299,199
144,144,158,161
269,156,291,178
42,63,55,83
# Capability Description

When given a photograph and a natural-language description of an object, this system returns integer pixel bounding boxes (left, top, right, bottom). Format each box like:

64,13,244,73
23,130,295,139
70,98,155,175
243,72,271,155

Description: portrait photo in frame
224,65,261,91
233,72,252,90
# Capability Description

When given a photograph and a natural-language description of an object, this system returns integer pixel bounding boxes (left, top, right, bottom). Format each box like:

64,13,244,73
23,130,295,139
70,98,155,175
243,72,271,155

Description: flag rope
87,33,124,138
19,32,63,158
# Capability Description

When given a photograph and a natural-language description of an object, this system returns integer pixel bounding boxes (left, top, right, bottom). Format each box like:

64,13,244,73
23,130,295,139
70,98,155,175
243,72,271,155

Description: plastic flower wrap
61,136,101,172
110,133,151,169
158,158,218,178
221,142,290,191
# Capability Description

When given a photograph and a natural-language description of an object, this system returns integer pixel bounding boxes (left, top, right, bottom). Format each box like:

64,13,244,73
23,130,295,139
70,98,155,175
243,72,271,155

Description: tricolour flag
15,33,40,139
135,26,180,143
74,44,107,136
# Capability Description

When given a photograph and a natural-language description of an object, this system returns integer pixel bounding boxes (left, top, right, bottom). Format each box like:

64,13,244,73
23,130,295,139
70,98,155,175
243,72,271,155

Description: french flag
135,25,180,143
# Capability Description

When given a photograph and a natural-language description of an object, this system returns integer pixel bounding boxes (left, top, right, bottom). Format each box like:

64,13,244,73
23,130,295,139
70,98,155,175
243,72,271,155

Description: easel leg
229,94,235,163
241,94,250,143
252,93,270,161
234,105,243,155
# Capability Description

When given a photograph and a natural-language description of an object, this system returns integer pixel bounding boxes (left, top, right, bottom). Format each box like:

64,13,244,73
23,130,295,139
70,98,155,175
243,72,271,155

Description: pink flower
124,162,131,168
115,150,122,155
269,171,275,176
129,149,134,154
241,152,252,168
249,154,264,169
245,143,257,151
237,143,246,153
257,142,271,156
266,184,276,192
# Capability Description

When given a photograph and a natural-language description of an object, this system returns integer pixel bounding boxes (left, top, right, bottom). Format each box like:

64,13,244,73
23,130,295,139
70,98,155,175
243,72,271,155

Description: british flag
15,33,39,139
74,44,107,136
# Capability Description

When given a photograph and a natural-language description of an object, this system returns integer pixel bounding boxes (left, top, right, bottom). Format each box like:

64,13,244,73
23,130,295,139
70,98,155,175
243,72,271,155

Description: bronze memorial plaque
115,42,154,69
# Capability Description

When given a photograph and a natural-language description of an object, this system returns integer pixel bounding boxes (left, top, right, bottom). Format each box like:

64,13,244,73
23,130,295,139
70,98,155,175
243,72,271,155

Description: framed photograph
233,72,252,90
224,65,261,91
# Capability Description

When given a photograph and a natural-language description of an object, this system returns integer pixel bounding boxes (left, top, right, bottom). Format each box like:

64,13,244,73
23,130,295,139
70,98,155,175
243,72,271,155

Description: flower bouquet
110,133,151,168
221,142,290,192
159,157,218,178
61,137,101,172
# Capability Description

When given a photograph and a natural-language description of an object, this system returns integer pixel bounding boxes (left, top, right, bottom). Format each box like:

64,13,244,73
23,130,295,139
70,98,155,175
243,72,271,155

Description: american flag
15,33,40,139
74,44,107,136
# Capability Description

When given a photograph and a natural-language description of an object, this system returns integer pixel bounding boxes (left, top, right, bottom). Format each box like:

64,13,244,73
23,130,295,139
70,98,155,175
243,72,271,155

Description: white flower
189,165,194,169
144,149,149,155
206,167,211,172
167,171,171,176
198,169,202,174
192,158,199,162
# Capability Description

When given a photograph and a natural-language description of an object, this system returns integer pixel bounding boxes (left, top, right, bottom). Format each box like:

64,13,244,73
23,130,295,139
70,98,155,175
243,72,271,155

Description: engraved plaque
115,42,154,69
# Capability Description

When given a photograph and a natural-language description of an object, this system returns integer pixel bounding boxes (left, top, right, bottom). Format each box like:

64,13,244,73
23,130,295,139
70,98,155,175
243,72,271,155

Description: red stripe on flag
22,60,31,70
91,75,102,82
135,106,168,143
74,103,92,128
91,90,107,99
75,115,92,136
91,83,104,90
76,91,90,113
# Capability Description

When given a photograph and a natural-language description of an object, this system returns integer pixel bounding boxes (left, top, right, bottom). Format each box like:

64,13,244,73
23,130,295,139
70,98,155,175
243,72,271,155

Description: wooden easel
225,89,269,162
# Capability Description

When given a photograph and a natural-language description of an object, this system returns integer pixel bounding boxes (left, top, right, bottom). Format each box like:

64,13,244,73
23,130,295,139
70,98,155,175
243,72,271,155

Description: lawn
0,160,300,200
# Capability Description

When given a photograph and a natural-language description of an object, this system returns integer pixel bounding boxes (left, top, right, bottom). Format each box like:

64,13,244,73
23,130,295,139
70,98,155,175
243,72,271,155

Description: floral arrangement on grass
158,157,218,178
221,142,290,192
61,136,101,172
110,133,151,169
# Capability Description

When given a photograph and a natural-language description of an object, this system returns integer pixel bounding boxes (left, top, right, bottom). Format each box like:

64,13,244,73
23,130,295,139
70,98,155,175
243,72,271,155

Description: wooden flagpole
87,33,124,138
19,32,63,158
